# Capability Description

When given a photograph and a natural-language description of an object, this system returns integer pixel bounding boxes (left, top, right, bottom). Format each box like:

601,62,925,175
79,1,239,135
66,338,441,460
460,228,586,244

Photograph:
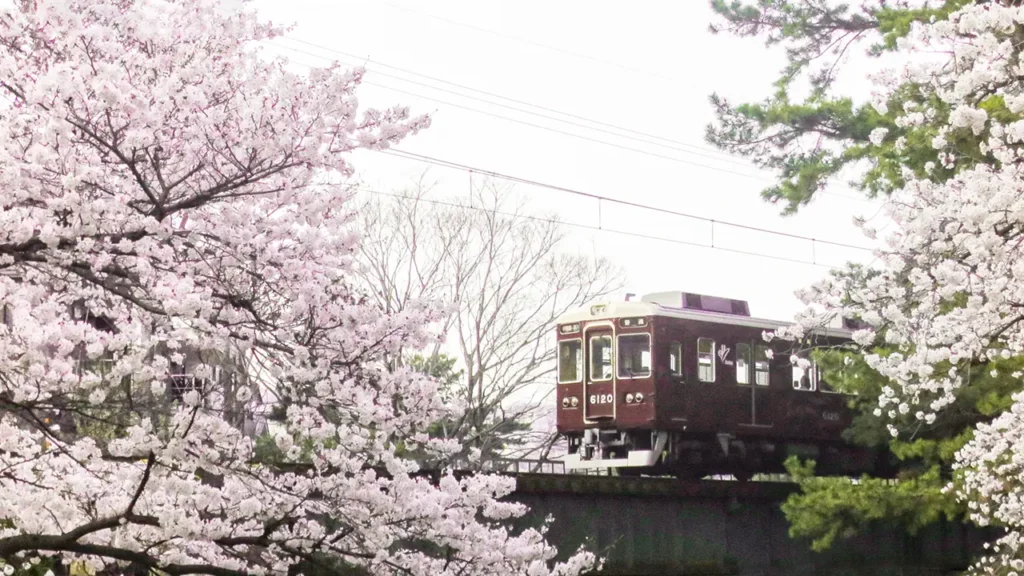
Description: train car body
555,291,893,479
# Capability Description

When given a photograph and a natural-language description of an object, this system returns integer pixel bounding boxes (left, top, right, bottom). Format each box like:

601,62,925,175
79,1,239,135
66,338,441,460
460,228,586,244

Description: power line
276,36,739,163
351,184,845,269
280,56,772,182
378,149,875,253
375,82,780,180
279,47,868,203
372,0,685,85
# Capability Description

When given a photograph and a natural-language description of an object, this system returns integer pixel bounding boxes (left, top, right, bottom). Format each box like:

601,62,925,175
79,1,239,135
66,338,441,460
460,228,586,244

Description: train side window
754,346,770,386
818,363,841,393
736,343,751,385
669,341,682,376
558,339,583,384
697,338,715,382
792,359,816,391
589,335,613,381
617,334,651,378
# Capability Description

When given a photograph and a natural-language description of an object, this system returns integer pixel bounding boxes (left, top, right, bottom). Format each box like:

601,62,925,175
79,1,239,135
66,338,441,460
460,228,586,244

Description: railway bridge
483,459,988,576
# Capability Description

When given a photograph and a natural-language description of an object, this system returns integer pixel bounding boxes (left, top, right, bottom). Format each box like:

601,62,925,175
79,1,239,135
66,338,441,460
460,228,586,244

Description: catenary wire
378,149,876,253
280,51,869,203
265,56,880,258
270,55,879,252
372,0,687,84
280,56,773,181
371,82,781,180
349,183,855,270
275,37,740,163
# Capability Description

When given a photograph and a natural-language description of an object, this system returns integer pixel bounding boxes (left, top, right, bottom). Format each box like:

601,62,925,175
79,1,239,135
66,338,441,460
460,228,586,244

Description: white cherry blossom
0,0,594,574
772,4,1024,572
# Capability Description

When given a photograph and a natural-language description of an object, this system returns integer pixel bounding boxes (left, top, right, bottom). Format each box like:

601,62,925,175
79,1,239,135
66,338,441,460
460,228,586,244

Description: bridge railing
451,459,886,484
453,458,617,475
454,458,567,474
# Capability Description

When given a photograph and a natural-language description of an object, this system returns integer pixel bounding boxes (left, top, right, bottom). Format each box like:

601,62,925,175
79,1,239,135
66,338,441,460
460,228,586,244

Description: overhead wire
276,44,869,203
278,53,771,181
376,149,876,253
281,54,867,203
371,0,687,85
269,56,879,264
350,183,849,270
368,81,777,179
276,36,738,163
268,22,883,264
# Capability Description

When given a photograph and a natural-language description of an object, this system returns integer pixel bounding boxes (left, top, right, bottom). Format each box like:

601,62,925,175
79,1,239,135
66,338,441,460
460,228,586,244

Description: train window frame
736,343,751,385
617,334,652,379
669,341,683,377
697,337,715,383
754,345,770,386
817,363,842,393
557,338,583,384
791,358,817,392
589,334,614,382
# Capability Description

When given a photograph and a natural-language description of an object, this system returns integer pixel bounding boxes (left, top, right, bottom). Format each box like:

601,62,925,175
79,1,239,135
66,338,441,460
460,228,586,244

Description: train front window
736,343,751,385
589,335,613,381
617,334,651,378
697,337,715,382
558,339,582,383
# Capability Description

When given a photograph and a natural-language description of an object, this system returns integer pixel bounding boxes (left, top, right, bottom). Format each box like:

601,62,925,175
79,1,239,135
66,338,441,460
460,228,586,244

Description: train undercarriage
563,428,898,480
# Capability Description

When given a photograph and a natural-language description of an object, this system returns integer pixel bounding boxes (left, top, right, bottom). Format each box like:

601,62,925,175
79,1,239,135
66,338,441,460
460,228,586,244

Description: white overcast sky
249,0,890,322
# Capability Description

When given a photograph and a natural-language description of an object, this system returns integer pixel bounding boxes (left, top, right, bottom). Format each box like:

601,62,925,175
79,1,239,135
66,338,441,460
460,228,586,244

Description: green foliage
0,555,58,576
811,345,1024,449
705,91,869,213
705,0,976,214
407,353,462,389
253,431,287,463
872,1,974,55
406,352,463,439
781,456,960,552
708,4,1024,551
780,346,1024,550
704,76,1003,214
708,0,878,89
406,352,535,461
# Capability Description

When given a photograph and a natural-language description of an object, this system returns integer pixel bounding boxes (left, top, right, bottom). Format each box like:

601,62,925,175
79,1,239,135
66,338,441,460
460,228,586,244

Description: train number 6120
589,394,614,405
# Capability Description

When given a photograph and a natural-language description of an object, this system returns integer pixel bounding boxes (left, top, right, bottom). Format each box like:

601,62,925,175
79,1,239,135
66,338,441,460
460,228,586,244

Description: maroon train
555,291,892,480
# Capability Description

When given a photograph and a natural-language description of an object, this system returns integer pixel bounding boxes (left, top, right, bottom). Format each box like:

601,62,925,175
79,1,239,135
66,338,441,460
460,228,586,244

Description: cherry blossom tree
768,3,1024,572
0,0,596,574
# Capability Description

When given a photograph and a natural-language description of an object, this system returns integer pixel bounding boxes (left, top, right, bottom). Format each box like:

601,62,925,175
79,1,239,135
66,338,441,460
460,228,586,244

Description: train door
750,342,773,426
664,338,689,423
736,341,773,427
583,323,615,420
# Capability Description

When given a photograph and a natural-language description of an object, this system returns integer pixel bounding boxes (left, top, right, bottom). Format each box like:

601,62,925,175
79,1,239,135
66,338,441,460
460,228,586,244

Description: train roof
555,296,853,339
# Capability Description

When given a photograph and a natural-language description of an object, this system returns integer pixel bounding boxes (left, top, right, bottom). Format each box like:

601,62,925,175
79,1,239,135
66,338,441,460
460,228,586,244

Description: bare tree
355,174,625,460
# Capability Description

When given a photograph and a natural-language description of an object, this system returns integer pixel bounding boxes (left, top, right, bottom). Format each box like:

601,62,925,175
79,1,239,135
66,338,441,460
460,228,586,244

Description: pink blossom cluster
0,0,594,574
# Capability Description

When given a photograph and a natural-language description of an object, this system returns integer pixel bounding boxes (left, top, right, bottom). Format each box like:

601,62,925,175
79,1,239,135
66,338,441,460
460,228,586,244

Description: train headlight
562,397,570,408
625,393,634,404
634,393,644,403
570,396,579,407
